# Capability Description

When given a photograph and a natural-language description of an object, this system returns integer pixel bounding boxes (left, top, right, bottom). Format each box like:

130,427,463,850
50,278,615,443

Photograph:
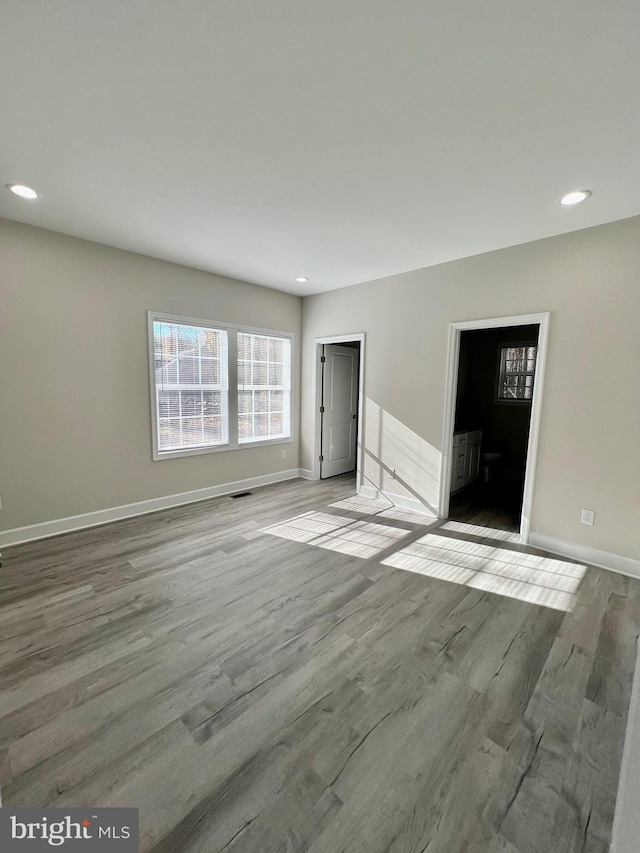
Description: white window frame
148,311,294,461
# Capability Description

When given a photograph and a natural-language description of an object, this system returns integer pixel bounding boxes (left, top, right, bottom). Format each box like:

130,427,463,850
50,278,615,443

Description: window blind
237,332,291,443
154,320,229,450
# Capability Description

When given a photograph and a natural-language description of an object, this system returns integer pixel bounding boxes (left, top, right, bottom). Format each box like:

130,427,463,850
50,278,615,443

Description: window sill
153,436,294,461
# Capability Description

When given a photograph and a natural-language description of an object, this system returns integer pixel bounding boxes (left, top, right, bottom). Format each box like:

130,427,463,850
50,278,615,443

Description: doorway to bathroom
440,313,549,543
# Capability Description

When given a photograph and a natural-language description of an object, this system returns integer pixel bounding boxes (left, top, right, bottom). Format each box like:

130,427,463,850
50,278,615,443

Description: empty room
1,2,639,852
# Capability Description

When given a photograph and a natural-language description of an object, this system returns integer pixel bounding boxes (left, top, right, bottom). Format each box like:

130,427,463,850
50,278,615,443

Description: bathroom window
497,345,537,402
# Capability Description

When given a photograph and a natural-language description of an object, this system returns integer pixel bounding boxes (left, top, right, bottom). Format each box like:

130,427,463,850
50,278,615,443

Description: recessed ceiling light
559,189,592,206
6,183,39,199
295,276,309,283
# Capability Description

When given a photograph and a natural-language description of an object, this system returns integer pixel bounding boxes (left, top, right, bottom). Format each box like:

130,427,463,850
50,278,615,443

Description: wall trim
0,469,304,548
298,469,313,480
359,485,437,519
529,532,640,579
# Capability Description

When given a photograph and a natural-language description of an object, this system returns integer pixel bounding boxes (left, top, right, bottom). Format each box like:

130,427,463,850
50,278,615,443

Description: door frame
439,312,550,544
311,333,365,484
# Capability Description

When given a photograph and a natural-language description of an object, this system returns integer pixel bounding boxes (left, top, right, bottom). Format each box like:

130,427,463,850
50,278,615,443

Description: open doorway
440,313,549,543
311,334,365,484
450,324,539,531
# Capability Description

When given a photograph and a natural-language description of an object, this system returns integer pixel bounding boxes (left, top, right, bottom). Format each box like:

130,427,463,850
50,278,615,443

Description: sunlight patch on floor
261,511,412,559
421,533,585,576
440,519,521,542
262,505,586,612
381,533,586,612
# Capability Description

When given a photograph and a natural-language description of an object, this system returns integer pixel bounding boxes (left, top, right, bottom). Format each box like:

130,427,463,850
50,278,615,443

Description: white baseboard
298,468,314,480
359,485,437,518
0,469,304,548
611,641,640,853
529,533,640,579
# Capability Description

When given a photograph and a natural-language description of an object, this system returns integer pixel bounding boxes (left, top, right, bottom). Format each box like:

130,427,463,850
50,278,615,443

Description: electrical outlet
281,450,286,459
581,508,595,526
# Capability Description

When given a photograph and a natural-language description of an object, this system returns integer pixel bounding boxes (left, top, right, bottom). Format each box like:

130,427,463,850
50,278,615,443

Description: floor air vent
230,491,253,499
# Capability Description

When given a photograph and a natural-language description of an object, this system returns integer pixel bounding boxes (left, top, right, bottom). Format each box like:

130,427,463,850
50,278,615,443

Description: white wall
0,220,302,534
301,216,640,562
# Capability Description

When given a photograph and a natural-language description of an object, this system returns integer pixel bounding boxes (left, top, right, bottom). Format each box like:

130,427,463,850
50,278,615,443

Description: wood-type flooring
1,474,638,852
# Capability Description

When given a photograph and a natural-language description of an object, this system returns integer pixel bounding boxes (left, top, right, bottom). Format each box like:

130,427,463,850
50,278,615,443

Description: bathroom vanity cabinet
451,430,482,494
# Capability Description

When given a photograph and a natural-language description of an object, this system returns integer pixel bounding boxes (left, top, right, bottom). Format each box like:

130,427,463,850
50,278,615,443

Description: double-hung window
238,332,291,443
149,313,292,459
497,344,537,402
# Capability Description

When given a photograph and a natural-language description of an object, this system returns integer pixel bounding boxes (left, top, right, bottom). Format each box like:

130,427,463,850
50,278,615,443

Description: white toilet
481,452,503,484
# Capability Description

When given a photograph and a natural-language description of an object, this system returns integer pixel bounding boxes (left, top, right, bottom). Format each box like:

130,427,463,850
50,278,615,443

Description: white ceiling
2,0,639,295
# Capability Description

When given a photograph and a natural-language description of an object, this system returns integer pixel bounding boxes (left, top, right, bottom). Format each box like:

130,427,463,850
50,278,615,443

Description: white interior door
321,344,359,478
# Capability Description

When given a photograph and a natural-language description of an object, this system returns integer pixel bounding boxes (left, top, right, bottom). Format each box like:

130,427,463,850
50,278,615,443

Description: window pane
203,391,222,416
203,416,224,444
269,413,284,435
238,391,252,414
158,360,178,385
177,326,198,354
200,330,220,357
179,391,198,417
178,357,199,384
237,334,251,359
238,414,252,440
506,377,518,397
254,390,269,412
254,414,269,437
200,358,220,385
158,391,180,418
180,418,203,446
269,363,283,386
253,362,268,385
253,336,269,361
158,419,182,451
269,338,283,362
155,323,178,367
269,390,283,412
